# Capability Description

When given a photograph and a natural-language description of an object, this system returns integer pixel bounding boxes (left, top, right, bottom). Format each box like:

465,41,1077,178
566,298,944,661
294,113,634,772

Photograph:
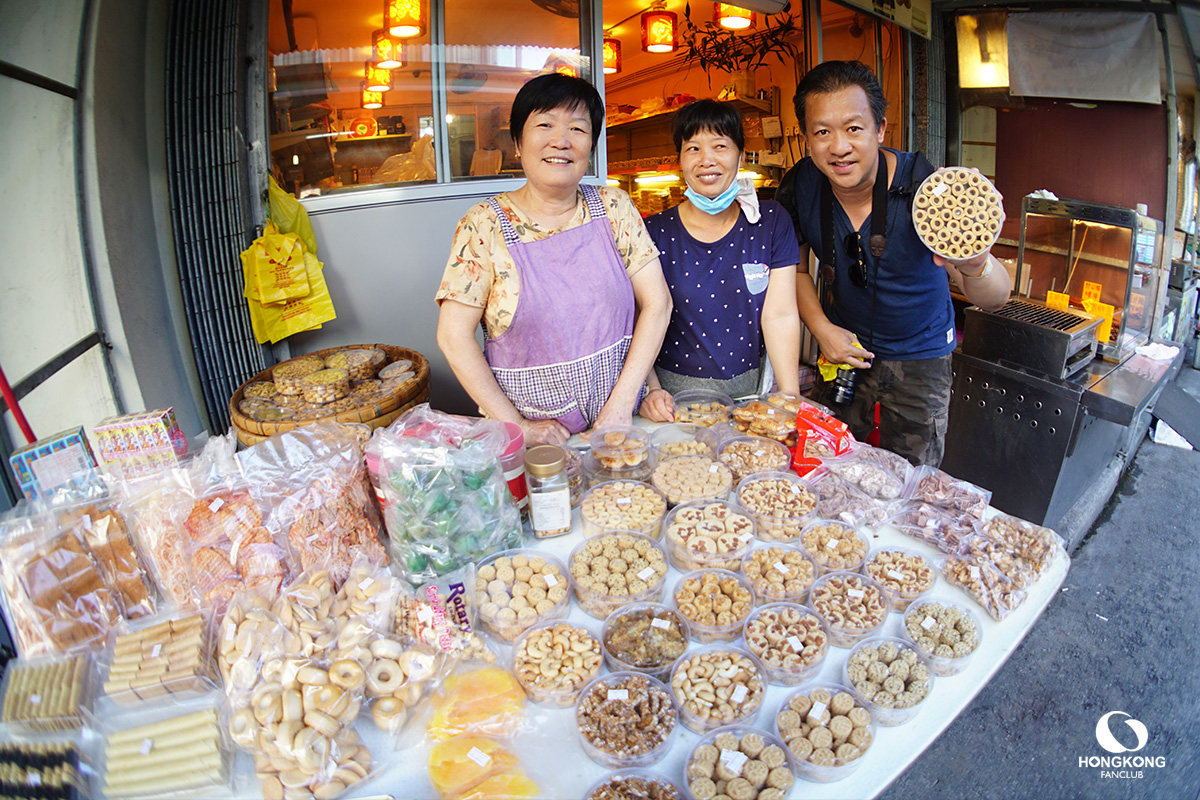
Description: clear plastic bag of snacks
367,405,522,584
238,422,386,584
903,466,991,519
57,499,157,620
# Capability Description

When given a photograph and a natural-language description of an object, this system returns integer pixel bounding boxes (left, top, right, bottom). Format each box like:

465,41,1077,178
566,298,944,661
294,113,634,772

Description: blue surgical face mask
685,180,740,215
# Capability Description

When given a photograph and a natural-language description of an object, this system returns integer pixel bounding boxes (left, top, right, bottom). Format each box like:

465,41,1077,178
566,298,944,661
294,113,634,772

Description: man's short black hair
793,60,887,133
670,99,745,153
509,73,605,151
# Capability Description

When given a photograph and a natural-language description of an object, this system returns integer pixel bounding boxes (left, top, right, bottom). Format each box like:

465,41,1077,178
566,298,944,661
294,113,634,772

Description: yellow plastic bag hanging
268,175,318,255
245,250,337,344
240,222,311,306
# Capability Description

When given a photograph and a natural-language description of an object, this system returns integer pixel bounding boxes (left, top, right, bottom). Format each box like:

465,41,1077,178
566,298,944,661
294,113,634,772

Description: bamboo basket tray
229,344,429,442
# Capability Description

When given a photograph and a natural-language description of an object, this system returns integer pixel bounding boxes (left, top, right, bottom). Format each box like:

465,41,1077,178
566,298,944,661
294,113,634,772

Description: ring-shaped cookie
329,659,366,690
367,659,404,695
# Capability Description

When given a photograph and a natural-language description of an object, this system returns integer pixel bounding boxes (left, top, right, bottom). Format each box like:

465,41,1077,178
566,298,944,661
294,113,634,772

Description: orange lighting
365,62,392,92
714,4,755,30
385,0,425,38
556,64,577,77
361,83,383,109
603,37,622,74
372,29,403,68
641,5,677,54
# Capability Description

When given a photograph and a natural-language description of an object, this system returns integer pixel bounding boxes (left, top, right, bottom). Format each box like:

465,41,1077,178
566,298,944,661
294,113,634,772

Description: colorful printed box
92,408,187,478
8,427,101,503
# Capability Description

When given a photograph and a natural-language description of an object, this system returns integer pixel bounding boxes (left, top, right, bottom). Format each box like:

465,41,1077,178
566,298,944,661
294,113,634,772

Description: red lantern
714,4,755,30
641,6,677,54
603,37,622,74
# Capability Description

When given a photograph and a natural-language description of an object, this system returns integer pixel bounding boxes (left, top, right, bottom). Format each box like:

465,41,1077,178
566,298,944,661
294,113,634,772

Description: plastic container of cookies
671,569,756,643
775,683,875,782
718,436,792,483
583,768,684,800
511,619,604,707
583,450,653,488
672,389,734,427
591,425,652,470
731,398,799,446
663,500,757,572
739,544,816,607
912,166,1003,261
651,454,734,506
862,546,937,612
601,603,691,680
272,355,323,394
475,549,571,643
682,723,796,797
901,600,982,676
742,603,830,685
807,572,888,648
669,647,767,733
651,423,719,463
797,519,869,575
736,472,819,543
843,637,935,726
0,652,94,733
575,671,678,768
569,532,670,619
580,480,668,539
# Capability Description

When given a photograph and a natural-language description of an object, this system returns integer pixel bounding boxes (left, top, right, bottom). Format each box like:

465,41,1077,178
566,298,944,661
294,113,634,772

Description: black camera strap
819,153,888,353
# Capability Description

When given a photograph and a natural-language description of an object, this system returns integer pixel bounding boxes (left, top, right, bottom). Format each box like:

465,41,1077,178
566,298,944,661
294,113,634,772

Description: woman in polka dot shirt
640,99,802,420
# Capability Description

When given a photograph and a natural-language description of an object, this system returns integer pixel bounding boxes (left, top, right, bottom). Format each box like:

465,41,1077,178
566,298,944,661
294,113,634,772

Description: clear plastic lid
775,682,875,782
843,636,935,726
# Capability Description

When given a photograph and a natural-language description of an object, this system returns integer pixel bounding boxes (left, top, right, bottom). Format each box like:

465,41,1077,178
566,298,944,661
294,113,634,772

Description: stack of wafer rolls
101,707,226,799
912,166,1004,260
103,613,211,704
0,656,87,732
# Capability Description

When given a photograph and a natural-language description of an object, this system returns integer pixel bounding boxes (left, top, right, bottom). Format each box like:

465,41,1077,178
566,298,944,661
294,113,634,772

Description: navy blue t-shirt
646,201,800,379
779,148,956,361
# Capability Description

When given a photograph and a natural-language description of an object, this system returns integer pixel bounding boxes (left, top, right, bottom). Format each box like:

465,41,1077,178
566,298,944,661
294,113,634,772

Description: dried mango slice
428,667,525,741
429,736,519,797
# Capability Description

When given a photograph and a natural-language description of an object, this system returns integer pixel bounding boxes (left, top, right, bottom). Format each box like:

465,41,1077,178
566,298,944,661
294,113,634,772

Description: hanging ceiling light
714,4,755,30
641,2,677,54
361,83,384,109
364,62,393,92
603,36,622,74
385,0,425,38
372,29,403,69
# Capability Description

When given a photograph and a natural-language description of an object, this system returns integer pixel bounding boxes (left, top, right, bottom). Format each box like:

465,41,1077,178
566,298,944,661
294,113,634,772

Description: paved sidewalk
879,367,1200,800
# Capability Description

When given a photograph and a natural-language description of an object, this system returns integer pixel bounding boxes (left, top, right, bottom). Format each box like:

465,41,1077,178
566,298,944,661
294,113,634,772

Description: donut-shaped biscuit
313,684,345,715
372,696,405,730
367,659,404,695
330,659,366,690
304,709,340,737
297,666,330,685
369,638,404,660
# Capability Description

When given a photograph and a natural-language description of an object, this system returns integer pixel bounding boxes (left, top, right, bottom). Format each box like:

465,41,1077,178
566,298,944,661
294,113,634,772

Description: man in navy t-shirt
777,61,1011,466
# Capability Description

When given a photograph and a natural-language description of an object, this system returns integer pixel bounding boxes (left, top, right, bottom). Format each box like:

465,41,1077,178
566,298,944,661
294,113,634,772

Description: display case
1016,197,1164,362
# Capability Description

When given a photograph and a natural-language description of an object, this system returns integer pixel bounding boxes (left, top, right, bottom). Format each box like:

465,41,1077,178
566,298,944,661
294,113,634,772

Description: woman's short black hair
509,73,605,151
794,60,887,133
671,99,745,153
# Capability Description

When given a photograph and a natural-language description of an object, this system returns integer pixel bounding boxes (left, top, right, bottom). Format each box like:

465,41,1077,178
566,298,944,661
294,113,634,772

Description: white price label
754,450,765,458
788,636,804,652
150,644,161,659
887,570,905,581
544,574,558,588
767,408,777,416
730,684,748,703
81,515,92,530
26,772,40,787
140,738,154,756
651,618,671,630
617,497,632,506
807,701,828,725
28,694,40,705
825,538,840,551
969,566,981,580
710,464,720,473
773,562,790,575
359,578,374,593
847,589,865,599
791,485,803,494
466,747,491,767
417,607,434,623
719,749,749,775
921,616,936,631
739,533,752,543
208,497,224,513
932,181,949,196
607,689,629,701
637,567,656,582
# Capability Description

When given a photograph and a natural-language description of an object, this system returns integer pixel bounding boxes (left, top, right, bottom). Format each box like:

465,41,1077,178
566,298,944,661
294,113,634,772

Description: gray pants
811,354,952,468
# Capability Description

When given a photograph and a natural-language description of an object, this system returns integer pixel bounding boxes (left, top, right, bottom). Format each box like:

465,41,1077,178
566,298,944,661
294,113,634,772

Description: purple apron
484,184,637,433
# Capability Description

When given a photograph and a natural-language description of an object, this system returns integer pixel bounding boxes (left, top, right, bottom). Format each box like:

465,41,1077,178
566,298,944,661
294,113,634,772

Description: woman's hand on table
638,388,675,423
520,418,570,446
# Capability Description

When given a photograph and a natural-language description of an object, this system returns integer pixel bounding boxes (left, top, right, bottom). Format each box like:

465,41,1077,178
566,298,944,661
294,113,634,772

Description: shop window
267,0,595,197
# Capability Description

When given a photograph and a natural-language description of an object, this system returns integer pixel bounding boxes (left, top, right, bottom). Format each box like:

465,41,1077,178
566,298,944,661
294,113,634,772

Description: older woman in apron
436,74,672,445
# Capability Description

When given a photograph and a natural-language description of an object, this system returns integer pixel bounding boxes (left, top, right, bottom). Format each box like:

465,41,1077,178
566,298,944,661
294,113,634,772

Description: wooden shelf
606,95,772,135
